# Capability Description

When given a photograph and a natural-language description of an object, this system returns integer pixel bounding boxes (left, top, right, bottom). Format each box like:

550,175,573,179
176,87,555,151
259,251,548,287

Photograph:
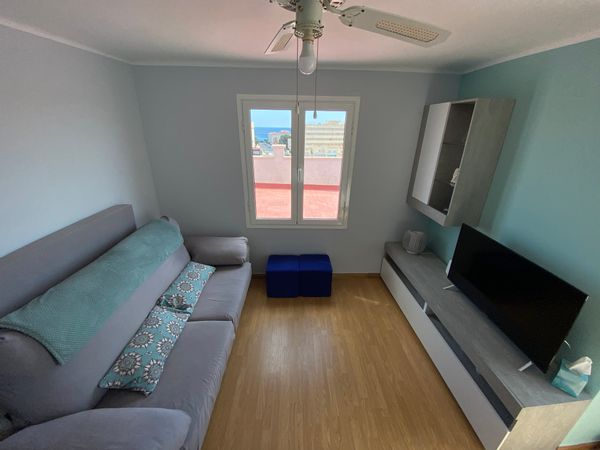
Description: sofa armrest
0,408,190,450
184,236,249,266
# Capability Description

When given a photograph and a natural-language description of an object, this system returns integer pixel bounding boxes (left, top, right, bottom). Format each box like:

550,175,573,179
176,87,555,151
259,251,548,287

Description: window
237,95,359,228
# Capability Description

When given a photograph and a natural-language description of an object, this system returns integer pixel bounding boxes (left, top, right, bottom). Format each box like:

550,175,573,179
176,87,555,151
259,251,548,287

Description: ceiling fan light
298,40,317,75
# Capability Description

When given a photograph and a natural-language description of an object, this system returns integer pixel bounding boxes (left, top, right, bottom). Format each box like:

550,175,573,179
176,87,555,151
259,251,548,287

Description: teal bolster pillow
99,306,187,395
157,262,215,314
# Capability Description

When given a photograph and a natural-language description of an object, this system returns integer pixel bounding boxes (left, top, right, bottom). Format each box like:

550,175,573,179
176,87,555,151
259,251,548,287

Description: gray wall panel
0,25,160,257
133,66,460,272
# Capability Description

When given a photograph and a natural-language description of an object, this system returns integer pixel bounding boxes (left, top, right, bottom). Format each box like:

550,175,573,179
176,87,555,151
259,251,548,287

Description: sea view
254,127,291,142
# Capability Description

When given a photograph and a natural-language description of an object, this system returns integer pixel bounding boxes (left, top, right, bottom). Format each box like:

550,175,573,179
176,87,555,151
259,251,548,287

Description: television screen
448,225,587,372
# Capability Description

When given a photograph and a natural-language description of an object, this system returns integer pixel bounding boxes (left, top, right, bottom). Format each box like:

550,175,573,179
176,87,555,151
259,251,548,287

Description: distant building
305,120,345,157
268,130,291,147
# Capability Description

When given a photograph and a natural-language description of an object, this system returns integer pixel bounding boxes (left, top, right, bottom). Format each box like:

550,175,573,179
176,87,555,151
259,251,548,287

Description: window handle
298,168,303,184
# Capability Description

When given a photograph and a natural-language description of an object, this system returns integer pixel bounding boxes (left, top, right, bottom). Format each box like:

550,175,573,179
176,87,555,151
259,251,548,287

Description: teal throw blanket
0,219,183,364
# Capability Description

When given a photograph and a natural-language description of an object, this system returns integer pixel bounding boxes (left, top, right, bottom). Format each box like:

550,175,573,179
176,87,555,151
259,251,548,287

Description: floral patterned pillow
99,306,188,395
157,261,215,315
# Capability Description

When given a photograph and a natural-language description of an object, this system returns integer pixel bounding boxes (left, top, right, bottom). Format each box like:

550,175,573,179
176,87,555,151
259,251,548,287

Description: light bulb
298,40,316,75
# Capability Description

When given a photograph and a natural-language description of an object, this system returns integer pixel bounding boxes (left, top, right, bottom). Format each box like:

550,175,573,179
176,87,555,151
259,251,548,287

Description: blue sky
250,109,345,128
251,109,291,128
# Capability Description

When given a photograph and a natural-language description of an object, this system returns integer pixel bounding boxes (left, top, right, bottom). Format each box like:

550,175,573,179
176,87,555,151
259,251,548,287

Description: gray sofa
0,205,251,450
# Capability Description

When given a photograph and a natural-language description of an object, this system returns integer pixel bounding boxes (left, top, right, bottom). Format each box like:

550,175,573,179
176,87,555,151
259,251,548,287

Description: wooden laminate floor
202,276,482,450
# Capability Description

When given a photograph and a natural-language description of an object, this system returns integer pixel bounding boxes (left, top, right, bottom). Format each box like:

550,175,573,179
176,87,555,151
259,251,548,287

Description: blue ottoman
266,255,299,298
299,254,332,297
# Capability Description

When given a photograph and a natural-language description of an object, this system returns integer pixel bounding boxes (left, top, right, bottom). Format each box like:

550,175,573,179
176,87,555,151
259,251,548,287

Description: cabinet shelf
434,178,455,187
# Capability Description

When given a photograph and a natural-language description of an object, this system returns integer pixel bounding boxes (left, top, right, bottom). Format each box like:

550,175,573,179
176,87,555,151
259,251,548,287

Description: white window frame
237,94,360,229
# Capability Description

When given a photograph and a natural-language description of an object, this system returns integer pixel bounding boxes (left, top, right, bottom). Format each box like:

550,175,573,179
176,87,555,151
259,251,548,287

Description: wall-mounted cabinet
407,98,515,227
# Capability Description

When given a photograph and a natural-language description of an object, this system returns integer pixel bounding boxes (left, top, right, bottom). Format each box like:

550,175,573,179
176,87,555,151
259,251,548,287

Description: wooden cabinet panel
407,98,515,226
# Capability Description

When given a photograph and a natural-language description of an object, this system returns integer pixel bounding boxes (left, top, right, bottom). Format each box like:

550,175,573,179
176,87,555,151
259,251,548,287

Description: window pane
302,110,346,220
250,109,292,220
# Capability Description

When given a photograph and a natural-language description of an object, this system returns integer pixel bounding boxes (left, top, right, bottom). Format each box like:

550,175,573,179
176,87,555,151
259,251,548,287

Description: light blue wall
0,25,160,256
426,38,600,445
134,66,460,273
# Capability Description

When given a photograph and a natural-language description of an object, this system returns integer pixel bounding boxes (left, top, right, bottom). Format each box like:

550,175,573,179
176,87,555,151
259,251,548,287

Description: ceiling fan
266,0,450,75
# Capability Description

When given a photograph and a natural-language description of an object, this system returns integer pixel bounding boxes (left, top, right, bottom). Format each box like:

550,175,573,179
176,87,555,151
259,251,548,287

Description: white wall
134,66,459,272
0,25,160,256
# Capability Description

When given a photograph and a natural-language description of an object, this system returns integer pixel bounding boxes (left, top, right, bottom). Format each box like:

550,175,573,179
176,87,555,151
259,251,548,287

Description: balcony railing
255,184,340,220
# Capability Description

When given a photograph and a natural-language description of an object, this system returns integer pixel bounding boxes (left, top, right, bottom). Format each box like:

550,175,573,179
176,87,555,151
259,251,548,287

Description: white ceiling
1,0,600,73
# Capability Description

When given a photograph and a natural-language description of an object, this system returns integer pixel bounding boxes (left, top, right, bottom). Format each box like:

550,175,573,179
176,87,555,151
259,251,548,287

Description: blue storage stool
266,255,299,298
299,254,332,297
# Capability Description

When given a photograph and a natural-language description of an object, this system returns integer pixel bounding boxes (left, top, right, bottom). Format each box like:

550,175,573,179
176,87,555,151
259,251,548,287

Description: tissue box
552,359,589,397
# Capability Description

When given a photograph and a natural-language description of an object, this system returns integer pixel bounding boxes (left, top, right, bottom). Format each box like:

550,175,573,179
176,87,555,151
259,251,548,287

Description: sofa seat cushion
0,408,191,450
188,262,251,328
96,321,235,450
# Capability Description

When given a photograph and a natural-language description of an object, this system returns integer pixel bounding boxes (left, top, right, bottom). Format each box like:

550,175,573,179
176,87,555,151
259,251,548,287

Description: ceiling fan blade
338,7,449,47
265,20,296,54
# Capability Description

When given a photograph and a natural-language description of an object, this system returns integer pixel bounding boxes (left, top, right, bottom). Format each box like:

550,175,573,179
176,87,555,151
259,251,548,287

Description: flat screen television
448,225,587,373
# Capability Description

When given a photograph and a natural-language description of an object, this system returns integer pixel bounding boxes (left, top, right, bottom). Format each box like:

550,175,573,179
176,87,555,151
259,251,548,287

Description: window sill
245,222,348,230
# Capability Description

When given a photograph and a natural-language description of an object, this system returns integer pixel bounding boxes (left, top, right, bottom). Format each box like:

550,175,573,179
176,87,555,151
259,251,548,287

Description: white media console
380,242,591,450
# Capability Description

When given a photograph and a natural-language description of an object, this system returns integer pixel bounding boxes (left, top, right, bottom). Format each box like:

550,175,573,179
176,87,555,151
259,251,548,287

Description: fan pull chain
295,36,300,116
313,38,319,119
295,35,300,177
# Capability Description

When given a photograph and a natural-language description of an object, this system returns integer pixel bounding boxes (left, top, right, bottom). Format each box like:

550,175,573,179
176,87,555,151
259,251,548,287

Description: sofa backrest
0,205,136,318
0,206,191,428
